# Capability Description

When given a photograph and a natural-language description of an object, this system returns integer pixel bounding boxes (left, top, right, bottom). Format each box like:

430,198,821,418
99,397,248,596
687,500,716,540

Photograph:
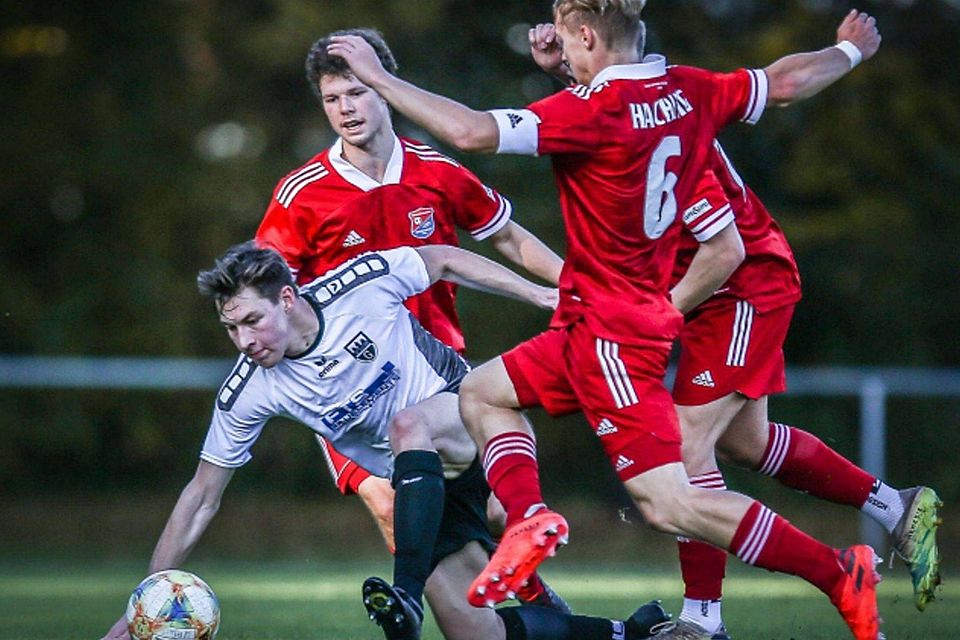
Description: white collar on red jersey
328,135,404,191
589,54,667,89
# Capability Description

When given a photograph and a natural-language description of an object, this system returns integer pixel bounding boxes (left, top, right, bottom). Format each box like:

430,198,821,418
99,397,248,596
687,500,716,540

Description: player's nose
234,327,255,351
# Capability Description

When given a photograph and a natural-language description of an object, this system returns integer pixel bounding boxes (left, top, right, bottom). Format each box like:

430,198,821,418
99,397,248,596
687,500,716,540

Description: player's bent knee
388,408,430,450
716,436,762,468
633,493,687,535
457,370,494,419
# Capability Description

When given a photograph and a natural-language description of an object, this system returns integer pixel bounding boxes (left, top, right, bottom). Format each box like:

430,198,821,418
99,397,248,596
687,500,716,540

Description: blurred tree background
1,0,958,560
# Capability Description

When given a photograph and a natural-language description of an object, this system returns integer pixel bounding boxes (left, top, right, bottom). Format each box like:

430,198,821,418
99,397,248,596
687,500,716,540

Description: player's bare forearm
417,245,558,310
385,81,499,153
490,222,563,286
764,49,851,107
327,35,500,153
148,462,232,573
765,9,880,107
102,465,231,640
670,224,744,314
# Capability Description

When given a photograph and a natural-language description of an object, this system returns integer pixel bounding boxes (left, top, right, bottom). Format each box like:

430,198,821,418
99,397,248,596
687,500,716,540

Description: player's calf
495,598,672,640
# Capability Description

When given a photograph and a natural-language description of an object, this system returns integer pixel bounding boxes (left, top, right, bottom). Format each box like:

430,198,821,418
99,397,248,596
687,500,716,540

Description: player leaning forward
329,2,889,639
100,242,672,640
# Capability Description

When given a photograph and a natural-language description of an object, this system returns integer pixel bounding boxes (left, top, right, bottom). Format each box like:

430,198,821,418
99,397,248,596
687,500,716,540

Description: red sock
678,471,727,599
730,501,844,598
759,423,875,508
482,432,544,526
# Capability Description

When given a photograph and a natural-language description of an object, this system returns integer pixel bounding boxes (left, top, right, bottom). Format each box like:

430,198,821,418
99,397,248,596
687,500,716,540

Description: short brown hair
306,28,398,101
197,241,295,309
553,0,646,52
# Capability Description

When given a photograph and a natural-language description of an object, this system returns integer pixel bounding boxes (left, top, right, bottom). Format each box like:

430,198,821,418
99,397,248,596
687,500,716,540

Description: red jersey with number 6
491,57,768,345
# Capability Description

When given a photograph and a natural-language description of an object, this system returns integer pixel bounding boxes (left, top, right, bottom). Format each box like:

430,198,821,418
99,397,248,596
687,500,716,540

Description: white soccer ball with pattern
125,569,220,640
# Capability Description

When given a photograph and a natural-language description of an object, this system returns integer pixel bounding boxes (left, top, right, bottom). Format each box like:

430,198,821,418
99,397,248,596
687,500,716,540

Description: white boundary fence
2,356,959,553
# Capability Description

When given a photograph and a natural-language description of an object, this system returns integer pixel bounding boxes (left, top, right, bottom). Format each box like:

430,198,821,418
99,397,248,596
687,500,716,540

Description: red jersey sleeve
682,169,735,243
316,435,371,496
530,87,604,155
438,163,513,241
406,154,513,241
255,195,314,279
673,65,768,130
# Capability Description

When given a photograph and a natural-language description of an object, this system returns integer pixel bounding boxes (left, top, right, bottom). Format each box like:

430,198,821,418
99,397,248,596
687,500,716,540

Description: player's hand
529,23,573,83
327,35,388,86
535,286,560,311
836,9,881,62
100,616,130,640
357,475,396,553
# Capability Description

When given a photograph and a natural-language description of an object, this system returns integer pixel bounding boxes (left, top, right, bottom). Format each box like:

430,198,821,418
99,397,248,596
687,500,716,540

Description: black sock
497,606,623,640
391,449,445,606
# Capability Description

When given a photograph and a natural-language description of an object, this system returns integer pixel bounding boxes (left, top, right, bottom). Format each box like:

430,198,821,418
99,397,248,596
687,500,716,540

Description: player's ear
581,24,596,50
279,285,296,312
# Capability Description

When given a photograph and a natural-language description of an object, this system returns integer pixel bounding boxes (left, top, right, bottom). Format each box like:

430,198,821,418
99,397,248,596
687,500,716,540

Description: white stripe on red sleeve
741,69,768,125
471,194,513,240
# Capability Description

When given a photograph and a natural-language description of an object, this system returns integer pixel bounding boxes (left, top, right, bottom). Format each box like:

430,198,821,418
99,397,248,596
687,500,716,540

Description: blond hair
553,0,646,51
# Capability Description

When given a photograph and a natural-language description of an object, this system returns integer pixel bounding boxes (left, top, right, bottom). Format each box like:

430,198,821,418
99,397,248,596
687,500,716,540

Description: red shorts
673,299,794,405
501,322,682,482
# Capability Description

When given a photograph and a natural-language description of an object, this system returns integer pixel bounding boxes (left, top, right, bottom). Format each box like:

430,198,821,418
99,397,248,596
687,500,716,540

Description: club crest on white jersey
345,332,378,362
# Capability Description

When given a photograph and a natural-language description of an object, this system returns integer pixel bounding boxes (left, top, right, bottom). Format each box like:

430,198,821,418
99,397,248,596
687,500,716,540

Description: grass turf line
0,561,949,639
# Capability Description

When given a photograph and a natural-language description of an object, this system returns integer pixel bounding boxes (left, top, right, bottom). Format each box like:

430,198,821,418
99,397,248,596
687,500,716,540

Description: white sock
861,480,904,533
679,598,722,633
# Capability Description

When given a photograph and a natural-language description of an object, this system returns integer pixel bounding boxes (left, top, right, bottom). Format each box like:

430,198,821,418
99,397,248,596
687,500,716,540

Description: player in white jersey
101,242,672,640
202,246,483,480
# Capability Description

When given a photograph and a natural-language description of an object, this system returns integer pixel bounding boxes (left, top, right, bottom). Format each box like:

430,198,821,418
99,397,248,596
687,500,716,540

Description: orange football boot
832,545,883,640
467,508,569,608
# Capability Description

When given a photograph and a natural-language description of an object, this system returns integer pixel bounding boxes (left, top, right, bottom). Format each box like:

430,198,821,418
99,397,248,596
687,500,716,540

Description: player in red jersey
255,28,572,617
257,29,562,353
527,18,942,636
329,3,887,638
666,143,942,638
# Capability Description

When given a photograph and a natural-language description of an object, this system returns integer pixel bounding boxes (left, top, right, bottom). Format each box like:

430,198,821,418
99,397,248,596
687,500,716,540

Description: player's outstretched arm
326,35,500,153
670,223,745,314
488,221,564,286
100,461,234,640
764,9,881,107
415,245,558,310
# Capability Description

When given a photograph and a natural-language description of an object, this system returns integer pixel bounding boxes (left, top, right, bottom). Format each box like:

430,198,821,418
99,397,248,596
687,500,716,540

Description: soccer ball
125,569,220,640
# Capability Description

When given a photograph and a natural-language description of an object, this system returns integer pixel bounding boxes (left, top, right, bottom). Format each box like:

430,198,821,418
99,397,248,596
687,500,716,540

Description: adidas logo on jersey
596,419,618,437
615,455,634,472
342,230,366,247
691,370,716,388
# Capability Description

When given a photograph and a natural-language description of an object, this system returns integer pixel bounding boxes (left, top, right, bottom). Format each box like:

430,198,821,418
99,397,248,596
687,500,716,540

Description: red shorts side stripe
674,301,794,405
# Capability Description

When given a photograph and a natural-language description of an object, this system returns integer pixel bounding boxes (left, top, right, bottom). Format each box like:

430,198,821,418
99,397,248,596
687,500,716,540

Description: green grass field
0,560,949,639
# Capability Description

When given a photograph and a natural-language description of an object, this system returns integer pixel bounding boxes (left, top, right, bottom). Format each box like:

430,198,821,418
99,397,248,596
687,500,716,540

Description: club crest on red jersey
408,207,436,239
